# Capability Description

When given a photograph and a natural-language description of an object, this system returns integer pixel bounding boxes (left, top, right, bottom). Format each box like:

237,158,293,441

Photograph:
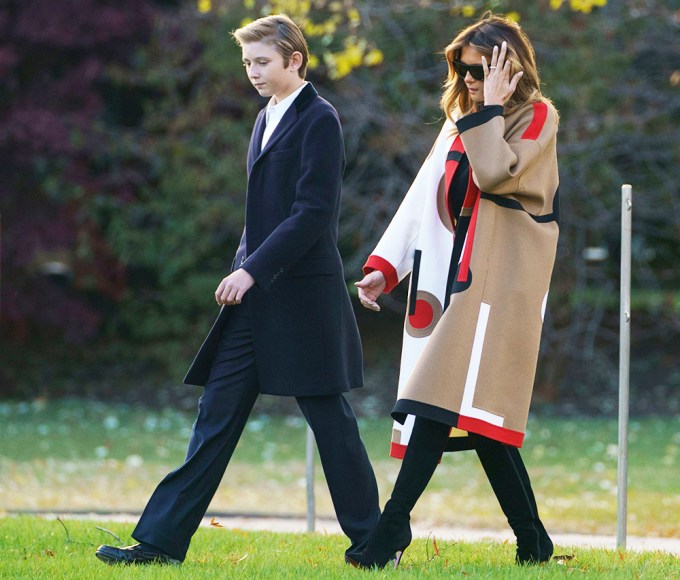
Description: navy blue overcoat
184,84,364,396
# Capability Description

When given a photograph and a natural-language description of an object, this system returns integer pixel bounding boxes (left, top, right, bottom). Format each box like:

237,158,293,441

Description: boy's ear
288,51,303,72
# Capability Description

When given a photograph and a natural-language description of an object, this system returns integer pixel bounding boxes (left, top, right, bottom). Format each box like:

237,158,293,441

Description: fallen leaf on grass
210,517,224,528
229,554,249,564
44,549,55,557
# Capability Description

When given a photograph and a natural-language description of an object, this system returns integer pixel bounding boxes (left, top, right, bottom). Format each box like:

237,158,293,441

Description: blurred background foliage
1,0,678,415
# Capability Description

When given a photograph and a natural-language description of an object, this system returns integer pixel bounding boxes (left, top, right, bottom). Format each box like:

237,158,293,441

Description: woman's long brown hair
440,13,552,121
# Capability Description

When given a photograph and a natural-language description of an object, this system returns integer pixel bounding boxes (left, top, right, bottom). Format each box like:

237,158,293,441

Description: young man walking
95,14,380,565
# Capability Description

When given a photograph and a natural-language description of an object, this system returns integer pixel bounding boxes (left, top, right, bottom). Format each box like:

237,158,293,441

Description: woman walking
351,13,559,569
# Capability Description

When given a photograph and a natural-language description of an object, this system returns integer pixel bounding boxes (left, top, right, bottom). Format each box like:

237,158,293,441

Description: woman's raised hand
481,41,523,107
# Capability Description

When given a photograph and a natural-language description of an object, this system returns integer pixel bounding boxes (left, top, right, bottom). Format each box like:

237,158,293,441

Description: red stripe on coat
460,164,480,210
363,255,399,294
445,136,466,228
390,440,446,462
457,415,525,447
390,441,407,459
457,190,480,282
444,136,466,193
521,102,548,141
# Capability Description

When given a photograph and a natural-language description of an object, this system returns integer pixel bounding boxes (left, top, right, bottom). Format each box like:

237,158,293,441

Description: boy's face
241,41,302,102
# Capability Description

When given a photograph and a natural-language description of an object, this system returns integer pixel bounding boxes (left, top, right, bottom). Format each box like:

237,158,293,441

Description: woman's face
458,45,487,104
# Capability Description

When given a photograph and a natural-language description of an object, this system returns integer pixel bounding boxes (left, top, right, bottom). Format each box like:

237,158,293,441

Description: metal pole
305,425,316,532
617,184,632,550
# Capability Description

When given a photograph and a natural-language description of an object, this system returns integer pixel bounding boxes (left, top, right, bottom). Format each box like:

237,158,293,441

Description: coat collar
291,82,317,113
249,83,318,166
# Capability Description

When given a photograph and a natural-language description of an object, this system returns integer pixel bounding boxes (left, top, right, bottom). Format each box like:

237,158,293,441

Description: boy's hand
215,269,255,305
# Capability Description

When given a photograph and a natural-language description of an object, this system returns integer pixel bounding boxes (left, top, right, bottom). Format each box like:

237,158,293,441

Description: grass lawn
0,516,677,579
1,399,679,539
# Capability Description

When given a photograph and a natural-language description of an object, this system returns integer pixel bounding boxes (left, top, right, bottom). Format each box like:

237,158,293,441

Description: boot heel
393,548,406,568
346,509,412,569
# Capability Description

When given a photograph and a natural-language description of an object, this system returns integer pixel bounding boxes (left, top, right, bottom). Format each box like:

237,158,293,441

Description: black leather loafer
95,543,180,565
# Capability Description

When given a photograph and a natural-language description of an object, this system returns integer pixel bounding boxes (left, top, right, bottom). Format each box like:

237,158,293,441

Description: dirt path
19,510,680,556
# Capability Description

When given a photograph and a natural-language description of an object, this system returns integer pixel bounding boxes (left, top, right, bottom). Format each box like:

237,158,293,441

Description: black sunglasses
452,60,485,81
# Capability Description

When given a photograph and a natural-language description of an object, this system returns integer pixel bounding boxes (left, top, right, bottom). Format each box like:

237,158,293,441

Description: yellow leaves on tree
235,0,384,79
550,0,607,13
324,38,385,79
196,0,605,80
269,0,383,78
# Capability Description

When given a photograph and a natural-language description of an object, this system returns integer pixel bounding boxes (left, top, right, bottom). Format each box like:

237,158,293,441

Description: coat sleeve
456,102,558,196
363,122,453,294
242,111,344,290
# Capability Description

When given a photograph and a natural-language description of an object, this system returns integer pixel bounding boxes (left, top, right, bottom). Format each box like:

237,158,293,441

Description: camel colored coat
364,102,559,457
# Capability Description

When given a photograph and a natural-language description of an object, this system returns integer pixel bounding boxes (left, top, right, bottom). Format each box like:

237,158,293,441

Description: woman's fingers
498,41,507,65
483,41,521,106
490,43,499,68
509,71,523,92
355,271,385,311
357,286,381,311
359,295,381,311
489,41,508,76
357,286,378,302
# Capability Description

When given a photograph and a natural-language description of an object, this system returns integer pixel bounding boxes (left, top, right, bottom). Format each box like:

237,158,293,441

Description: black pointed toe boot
346,417,451,570
473,435,553,564
345,499,412,569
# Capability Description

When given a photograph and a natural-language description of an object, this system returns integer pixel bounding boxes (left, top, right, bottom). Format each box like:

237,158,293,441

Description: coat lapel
252,83,318,164
247,109,267,173
257,105,298,159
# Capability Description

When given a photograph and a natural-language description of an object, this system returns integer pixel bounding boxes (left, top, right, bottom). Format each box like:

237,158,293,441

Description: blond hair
440,13,552,120
232,14,309,79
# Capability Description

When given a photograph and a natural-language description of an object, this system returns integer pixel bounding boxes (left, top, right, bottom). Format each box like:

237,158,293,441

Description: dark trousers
132,301,380,561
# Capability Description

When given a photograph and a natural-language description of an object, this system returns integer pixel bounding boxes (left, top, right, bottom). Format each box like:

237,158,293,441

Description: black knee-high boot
346,417,451,570
473,435,553,564
506,444,553,561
